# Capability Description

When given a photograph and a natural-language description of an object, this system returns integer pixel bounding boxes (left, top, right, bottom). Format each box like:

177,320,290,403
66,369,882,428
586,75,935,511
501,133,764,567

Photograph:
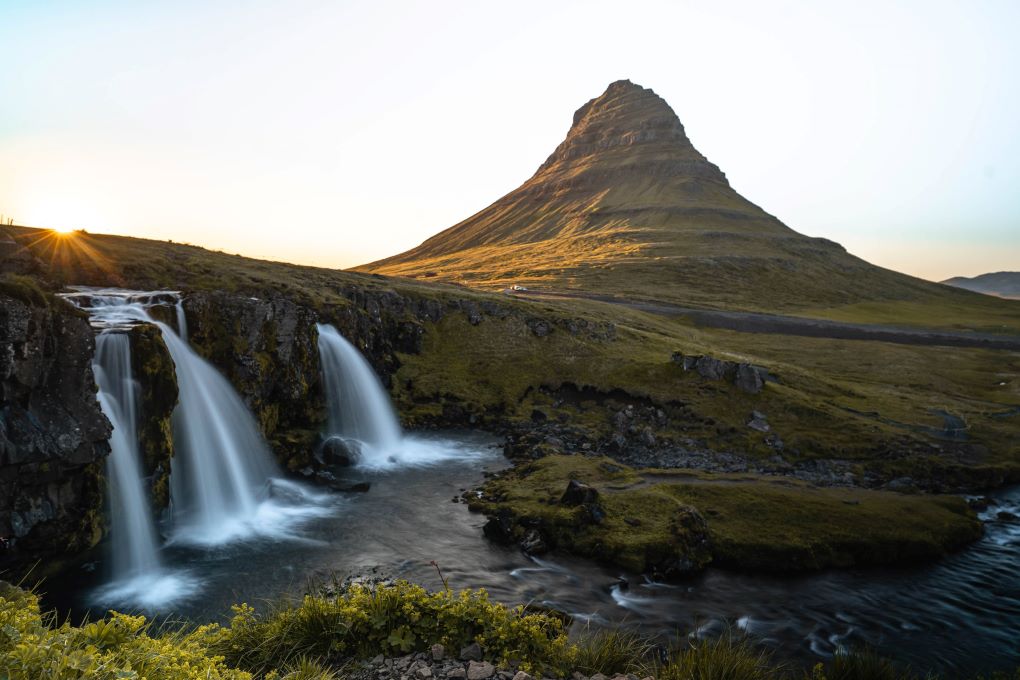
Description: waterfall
62,288,307,547
175,299,188,342
93,332,162,579
316,324,402,465
154,321,282,544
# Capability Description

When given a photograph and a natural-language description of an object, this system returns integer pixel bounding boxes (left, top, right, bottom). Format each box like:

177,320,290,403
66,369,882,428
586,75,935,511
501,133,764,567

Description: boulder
560,480,599,506
695,356,734,381
317,436,362,467
467,662,495,680
459,642,483,661
733,364,764,394
482,509,515,543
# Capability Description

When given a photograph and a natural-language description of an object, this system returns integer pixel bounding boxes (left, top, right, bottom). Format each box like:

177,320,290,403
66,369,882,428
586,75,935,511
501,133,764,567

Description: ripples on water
44,432,1020,674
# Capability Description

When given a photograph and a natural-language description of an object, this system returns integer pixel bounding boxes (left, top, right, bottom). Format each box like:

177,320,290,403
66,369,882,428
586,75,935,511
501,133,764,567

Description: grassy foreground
1,581,1015,680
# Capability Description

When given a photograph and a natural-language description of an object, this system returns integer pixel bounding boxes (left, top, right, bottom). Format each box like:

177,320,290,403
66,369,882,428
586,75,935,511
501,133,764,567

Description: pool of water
42,431,1020,674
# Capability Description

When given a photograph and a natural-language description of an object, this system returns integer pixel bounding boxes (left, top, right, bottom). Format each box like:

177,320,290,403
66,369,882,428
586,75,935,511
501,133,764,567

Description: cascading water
93,332,162,579
316,324,402,461
155,322,284,544
64,287,326,570
63,290,200,608
175,299,188,342
316,324,477,469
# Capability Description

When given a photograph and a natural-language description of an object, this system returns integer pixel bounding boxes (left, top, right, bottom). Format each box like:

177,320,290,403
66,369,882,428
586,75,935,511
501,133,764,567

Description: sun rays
8,227,124,285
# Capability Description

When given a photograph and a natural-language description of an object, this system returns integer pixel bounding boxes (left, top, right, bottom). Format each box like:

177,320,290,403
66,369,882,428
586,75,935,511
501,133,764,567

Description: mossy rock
129,324,178,511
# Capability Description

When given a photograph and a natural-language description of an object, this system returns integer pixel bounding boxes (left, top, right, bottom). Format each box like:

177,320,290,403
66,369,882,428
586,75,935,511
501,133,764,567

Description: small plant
813,648,917,680
430,560,450,592
657,632,778,680
573,627,656,675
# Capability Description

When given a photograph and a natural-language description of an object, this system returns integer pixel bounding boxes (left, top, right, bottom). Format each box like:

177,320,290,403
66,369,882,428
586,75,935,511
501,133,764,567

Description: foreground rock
351,648,651,680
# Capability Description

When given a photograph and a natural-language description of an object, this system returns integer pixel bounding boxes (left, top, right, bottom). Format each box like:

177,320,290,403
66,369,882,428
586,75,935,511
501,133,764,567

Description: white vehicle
510,285,528,291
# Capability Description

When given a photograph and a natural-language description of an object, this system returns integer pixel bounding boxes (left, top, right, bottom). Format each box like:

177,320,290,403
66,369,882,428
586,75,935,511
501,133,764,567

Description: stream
43,431,1020,674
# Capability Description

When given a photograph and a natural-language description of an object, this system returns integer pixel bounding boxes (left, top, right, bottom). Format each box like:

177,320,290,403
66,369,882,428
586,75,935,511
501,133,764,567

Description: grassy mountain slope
359,80,1015,325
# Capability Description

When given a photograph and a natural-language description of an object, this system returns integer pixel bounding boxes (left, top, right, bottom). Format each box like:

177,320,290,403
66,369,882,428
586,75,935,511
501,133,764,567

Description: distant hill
943,272,1020,300
358,80,980,313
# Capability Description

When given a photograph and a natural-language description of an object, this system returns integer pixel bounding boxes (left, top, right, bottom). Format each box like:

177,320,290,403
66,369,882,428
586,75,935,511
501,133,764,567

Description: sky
1,0,1018,281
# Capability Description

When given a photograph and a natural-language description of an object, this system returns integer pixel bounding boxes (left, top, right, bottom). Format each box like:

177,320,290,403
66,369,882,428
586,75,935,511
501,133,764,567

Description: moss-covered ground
471,455,981,573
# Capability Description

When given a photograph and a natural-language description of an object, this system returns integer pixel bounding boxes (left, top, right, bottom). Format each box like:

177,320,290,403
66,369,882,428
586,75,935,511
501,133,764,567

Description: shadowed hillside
944,271,1020,300
360,80,1007,318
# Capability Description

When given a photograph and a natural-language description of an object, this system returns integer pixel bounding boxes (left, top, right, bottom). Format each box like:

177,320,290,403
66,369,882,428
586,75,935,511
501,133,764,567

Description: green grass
395,301,1020,486
657,633,778,680
2,581,1016,679
472,455,982,572
802,299,1020,335
0,272,52,307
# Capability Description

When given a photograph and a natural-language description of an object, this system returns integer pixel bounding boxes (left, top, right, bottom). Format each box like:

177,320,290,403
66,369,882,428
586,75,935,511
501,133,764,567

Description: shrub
211,581,574,676
0,582,248,679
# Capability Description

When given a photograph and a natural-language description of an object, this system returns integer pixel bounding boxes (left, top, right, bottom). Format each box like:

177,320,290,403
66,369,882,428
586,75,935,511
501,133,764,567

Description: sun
52,225,75,234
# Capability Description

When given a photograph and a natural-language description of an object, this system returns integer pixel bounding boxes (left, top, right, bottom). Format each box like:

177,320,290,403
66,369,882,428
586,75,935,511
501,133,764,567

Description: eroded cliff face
0,293,110,573
179,285,617,469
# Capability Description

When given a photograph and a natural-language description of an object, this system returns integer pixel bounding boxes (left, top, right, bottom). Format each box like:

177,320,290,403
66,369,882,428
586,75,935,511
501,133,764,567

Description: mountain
358,80,967,312
943,272,1020,300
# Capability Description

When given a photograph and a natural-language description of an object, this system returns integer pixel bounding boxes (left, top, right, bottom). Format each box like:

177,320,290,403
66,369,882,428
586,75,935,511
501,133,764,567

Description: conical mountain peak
359,80,918,311
536,80,726,185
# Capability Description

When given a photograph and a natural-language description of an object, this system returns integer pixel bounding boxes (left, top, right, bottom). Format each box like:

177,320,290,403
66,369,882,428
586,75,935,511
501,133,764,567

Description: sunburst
10,228,123,285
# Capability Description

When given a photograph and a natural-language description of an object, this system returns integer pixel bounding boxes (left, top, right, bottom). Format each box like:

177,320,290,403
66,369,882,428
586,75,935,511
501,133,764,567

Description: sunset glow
1,1,1018,280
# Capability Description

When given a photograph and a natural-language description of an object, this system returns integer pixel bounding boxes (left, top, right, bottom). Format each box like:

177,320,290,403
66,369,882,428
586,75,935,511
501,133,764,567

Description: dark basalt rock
482,508,515,543
317,436,362,467
672,351,768,394
560,479,599,506
0,293,111,576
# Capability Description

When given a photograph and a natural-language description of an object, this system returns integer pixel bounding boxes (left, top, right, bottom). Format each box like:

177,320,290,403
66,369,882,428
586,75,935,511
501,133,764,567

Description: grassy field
6,224,1019,574
394,294,1020,482
470,455,982,573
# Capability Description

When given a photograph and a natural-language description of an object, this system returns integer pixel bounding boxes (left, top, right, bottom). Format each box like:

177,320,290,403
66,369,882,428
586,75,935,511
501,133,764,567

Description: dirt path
512,290,1020,351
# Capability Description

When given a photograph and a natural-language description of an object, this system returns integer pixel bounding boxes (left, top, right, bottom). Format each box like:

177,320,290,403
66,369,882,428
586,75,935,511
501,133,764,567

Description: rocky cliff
0,290,110,574
180,285,616,470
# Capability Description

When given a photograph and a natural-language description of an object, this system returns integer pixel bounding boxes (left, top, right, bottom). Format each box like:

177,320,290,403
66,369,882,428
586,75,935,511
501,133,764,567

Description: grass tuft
657,633,778,680
573,627,656,675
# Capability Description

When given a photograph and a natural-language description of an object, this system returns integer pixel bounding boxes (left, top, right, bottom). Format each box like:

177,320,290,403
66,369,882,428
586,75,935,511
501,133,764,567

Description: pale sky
1,0,1018,281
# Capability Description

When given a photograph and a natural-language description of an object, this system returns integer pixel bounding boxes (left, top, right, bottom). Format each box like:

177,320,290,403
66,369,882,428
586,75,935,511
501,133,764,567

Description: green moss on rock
129,324,178,511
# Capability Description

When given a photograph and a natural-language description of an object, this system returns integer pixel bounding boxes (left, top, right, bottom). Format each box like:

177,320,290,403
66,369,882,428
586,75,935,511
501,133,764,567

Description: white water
91,331,199,608
316,324,402,466
155,321,288,544
175,299,188,342
93,333,161,577
61,287,332,609
315,324,488,470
